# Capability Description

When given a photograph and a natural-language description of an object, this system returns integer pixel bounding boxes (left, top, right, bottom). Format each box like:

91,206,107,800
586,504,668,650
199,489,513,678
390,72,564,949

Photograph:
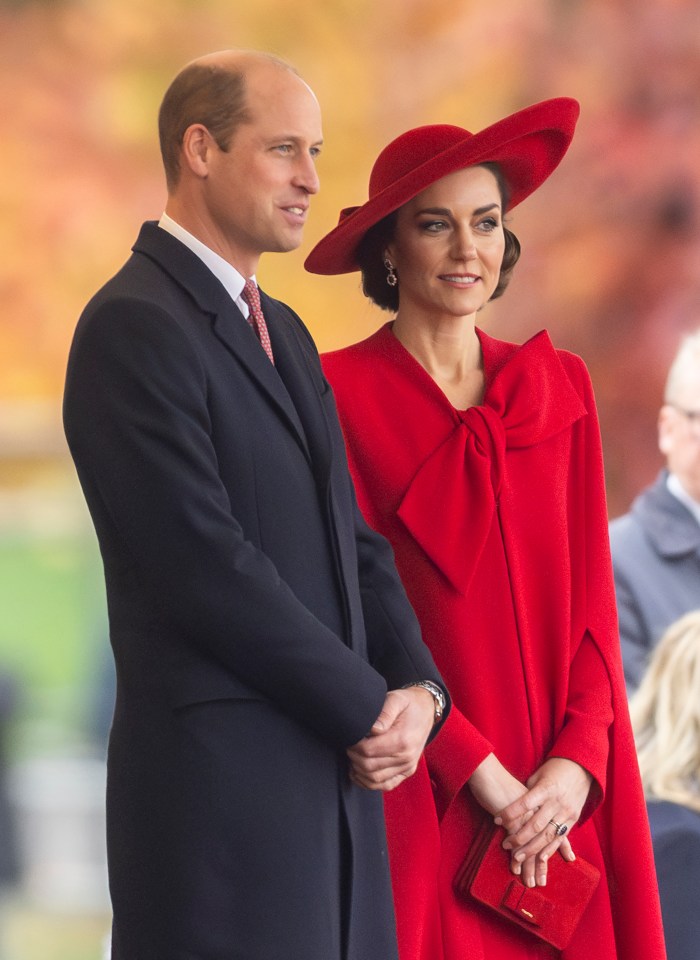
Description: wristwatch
402,680,446,724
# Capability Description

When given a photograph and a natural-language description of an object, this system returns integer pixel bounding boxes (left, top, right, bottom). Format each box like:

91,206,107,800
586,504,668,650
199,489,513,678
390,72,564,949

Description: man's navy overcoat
63,222,447,960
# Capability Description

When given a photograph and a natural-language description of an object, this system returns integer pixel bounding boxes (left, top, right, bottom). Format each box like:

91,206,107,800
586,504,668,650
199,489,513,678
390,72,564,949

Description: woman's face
386,165,506,322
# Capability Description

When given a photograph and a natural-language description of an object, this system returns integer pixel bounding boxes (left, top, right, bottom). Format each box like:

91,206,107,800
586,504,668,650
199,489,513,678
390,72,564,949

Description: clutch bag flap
454,823,600,950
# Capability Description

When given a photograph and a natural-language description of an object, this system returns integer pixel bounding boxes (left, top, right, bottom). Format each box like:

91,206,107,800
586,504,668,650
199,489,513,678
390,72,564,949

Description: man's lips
282,204,309,222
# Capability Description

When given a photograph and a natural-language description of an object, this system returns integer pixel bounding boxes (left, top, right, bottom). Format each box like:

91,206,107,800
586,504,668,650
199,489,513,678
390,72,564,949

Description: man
610,328,700,692
63,50,448,960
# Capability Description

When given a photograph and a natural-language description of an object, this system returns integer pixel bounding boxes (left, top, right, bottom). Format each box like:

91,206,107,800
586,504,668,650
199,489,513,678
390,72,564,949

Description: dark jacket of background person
63,222,446,960
609,470,700,691
630,608,700,960
646,800,700,960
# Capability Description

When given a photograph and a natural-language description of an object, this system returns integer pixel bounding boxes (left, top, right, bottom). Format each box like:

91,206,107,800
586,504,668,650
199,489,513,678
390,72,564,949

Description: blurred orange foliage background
1,0,699,516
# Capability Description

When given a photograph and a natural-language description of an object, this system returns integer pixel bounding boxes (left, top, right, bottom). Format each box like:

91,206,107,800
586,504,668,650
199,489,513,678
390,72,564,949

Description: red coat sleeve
424,707,493,820
547,630,612,816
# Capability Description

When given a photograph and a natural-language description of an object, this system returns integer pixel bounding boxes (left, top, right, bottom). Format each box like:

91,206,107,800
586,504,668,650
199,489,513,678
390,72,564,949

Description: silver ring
548,819,568,836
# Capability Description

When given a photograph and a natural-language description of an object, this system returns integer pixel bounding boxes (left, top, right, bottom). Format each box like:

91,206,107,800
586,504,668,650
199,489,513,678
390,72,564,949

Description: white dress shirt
158,212,254,320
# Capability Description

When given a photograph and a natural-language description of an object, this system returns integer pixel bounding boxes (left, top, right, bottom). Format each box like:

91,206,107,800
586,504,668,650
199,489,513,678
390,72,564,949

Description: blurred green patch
0,535,106,756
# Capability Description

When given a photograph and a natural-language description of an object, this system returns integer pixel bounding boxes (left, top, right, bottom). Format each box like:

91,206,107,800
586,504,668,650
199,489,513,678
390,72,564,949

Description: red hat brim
304,97,579,275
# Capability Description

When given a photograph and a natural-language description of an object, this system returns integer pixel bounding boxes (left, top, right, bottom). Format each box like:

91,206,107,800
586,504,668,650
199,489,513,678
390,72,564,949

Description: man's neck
159,213,254,312
163,200,259,276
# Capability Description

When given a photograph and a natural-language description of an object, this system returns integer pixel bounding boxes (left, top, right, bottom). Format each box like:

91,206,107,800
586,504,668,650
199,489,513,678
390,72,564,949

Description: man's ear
658,405,674,456
181,123,213,179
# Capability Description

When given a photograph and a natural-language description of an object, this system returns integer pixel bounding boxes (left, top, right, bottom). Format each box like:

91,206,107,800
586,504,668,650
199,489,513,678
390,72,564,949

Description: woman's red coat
323,323,666,960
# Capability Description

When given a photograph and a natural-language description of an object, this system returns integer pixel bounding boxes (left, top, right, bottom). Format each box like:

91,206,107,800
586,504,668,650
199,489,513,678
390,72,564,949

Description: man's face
202,64,322,276
659,371,700,502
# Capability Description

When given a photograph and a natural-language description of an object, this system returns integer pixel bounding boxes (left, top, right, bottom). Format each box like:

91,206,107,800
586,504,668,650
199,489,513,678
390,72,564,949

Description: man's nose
294,153,320,195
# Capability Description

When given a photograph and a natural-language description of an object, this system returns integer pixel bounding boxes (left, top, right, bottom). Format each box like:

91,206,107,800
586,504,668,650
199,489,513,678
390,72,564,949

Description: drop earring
384,257,398,287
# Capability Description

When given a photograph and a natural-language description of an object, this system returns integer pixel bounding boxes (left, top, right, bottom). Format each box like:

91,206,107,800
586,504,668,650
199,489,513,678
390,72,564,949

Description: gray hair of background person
630,609,700,811
664,329,700,405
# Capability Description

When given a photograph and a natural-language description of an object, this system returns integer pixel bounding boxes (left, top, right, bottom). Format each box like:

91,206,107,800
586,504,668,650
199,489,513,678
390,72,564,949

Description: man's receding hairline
177,51,305,125
184,49,299,80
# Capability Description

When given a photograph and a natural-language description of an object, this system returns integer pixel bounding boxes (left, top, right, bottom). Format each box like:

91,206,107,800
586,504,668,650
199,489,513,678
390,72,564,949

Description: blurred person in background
305,100,666,960
63,49,447,960
610,329,700,692
630,609,700,960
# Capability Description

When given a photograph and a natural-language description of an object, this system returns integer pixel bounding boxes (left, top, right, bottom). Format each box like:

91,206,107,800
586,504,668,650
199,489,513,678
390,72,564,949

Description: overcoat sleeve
613,564,651,690
608,517,654,690
353,499,451,719
283,304,450,725
64,296,400,748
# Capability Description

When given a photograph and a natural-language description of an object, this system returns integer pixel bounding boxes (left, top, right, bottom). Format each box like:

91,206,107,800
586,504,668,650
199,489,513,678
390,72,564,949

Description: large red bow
397,332,586,595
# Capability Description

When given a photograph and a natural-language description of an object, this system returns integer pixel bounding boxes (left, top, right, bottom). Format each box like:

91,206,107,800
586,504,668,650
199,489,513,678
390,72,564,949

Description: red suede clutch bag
454,823,600,951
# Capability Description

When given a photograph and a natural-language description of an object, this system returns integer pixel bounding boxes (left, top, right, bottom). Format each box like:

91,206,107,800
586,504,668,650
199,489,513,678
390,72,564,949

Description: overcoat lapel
133,222,311,463
262,293,333,487
210,305,311,464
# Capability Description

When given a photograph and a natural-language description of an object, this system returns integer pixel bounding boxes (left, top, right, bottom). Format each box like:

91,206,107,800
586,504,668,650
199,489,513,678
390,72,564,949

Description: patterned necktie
241,279,274,364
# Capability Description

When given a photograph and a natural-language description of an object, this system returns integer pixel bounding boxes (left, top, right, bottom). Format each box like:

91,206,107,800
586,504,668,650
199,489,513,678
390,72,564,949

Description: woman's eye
479,217,499,232
422,220,447,233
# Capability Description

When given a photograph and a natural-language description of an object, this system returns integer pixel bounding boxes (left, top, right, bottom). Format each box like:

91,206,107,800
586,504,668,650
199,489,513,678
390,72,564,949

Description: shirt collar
667,472,700,526
158,213,254,318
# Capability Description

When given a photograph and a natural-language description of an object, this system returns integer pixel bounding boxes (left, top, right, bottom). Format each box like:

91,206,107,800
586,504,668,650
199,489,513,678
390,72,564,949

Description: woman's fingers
503,803,563,848
559,836,575,861
505,812,576,869
494,758,589,879
506,834,573,887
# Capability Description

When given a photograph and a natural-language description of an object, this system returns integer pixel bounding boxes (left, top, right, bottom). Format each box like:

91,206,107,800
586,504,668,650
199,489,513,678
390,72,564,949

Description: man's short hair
158,54,297,191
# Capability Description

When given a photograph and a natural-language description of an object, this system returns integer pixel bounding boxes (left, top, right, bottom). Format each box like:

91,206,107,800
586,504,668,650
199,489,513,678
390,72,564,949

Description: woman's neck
392,311,485,409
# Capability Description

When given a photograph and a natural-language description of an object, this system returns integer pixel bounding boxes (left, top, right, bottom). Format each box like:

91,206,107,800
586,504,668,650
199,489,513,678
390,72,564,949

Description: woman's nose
453,232,477,259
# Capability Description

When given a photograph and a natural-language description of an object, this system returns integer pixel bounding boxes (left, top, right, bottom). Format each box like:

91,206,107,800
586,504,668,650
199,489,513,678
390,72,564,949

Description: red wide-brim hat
304,97,580,275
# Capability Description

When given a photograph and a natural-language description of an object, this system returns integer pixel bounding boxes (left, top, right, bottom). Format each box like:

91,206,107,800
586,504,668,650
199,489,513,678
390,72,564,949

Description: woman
631,610,700,960
305,100,666,959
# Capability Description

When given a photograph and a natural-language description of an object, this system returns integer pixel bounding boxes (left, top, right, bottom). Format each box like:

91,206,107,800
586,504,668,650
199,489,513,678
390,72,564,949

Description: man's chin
269,235,304,255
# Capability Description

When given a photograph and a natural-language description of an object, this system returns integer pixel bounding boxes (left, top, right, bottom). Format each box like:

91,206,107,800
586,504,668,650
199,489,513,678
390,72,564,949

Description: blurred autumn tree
0,0,699,515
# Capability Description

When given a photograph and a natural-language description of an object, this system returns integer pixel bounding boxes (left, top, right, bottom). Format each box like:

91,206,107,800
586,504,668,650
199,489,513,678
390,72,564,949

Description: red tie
241,279,274,364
